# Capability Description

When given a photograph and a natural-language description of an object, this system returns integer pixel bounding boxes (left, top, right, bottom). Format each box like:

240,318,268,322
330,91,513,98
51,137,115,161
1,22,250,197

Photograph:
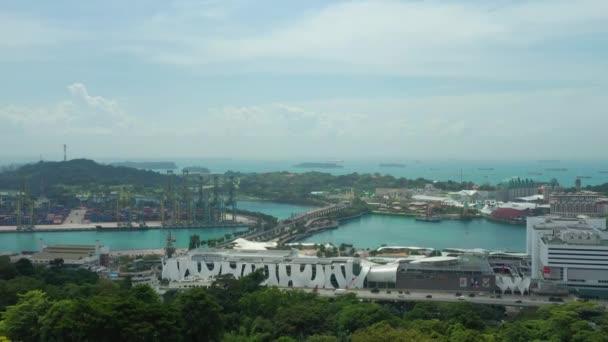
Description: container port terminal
0,170,248,232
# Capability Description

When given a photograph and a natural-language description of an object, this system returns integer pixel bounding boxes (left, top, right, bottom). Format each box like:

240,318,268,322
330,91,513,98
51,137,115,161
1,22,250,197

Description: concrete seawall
0,222,248,233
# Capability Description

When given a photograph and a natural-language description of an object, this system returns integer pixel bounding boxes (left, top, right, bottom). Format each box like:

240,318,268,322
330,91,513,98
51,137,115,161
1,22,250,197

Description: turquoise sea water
161,158,608,186
0,227,248,253
0,202,527,253
0,201,314,253
300,215,526,252
238,200,315,219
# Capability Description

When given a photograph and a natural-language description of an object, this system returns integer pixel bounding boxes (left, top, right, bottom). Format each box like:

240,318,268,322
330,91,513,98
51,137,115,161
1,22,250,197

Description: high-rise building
496,178,538,202
550,192,602,217
527,216,608,298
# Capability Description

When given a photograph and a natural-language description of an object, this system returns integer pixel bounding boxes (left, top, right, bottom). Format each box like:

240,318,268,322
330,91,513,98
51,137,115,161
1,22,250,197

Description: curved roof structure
410,256,458,264
366,263,399,283
230,238,277,250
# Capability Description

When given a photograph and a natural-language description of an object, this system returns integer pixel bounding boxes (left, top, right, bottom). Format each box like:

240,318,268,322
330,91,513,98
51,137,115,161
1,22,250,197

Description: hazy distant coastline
111,161,177,170
294,162,344,169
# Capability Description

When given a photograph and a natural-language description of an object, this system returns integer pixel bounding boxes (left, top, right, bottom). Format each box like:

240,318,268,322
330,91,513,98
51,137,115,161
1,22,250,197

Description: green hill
0,159,167,192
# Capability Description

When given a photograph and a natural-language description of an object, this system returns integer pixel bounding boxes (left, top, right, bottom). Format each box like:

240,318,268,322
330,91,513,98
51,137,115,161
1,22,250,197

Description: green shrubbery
1,257,607,341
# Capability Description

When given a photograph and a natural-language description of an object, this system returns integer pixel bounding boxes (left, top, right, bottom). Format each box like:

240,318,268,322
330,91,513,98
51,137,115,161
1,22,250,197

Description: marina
299,214,527,252
0,201,527,253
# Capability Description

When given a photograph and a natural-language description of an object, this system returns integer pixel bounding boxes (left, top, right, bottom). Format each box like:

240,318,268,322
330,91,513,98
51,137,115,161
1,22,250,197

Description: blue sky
1,0,607,161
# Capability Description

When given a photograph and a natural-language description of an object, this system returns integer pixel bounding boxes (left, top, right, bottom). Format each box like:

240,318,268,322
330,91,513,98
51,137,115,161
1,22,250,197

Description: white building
527,216,608,298
30,240,109,266
162,248,394,289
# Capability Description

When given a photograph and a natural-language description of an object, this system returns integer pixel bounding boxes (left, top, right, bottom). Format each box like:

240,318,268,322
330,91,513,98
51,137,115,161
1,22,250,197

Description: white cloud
125,0,608,80
0,83,137,135
0,12,88,52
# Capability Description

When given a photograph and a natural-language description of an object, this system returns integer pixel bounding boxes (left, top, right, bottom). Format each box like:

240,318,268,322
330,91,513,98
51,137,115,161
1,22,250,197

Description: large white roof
498,202,537,210
377,246,431,251
231,238,277,250
410,256,458,264
516,194,544,202
366,263,399,283
411,195,450,202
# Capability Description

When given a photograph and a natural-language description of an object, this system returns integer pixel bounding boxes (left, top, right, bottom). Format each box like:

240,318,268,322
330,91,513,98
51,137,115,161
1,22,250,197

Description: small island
379,163,406,168
110,161,177,170
294,162,344,169
182,166,211,174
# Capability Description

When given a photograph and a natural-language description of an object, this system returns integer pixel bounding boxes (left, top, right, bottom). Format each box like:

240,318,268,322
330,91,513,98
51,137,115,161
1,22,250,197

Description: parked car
371,288,380,294
426,295,433,299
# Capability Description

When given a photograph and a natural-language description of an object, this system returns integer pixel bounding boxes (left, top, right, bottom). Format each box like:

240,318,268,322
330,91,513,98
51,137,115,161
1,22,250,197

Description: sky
0,0,607,161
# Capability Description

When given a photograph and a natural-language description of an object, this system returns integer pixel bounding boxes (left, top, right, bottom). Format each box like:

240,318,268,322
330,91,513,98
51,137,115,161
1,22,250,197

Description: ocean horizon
3,157,608,186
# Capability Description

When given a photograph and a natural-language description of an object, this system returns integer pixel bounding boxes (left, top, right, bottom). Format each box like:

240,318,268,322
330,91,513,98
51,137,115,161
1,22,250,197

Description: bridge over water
216,203,348,247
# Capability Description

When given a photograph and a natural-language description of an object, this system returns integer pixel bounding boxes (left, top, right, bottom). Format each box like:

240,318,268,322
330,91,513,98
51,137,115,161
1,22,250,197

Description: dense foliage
236,172,476,204
0,160,489,206
1,256,607,341
0,159,167,194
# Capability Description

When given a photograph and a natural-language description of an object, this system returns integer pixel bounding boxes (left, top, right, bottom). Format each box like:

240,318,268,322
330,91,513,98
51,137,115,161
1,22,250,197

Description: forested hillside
0,159,167,193
0,256,606,341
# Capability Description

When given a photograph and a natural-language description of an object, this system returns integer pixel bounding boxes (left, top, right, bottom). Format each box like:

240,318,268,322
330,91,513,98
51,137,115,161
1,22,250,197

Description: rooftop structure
162,247,504,293
516,194,544,202
162,248,380,289
30,240,109,266
497,178,538,202
527,216,608,298
550,192,603,217
491,208,528,223
375,188,410,199
395,255,496,292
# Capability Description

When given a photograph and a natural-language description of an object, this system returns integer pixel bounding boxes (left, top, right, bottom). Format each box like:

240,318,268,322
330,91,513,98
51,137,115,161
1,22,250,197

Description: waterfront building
161,247,508,293
162,248,380,289
490,208,528,224
550,192,603,217
496,178,538,202
395,256,496,292
375,188,410,199
30,240,109,266
448,190,489,202
542,183,563,203
527,216,608,298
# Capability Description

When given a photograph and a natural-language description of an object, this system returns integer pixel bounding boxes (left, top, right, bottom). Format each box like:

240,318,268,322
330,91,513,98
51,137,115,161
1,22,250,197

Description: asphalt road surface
302,288,607,308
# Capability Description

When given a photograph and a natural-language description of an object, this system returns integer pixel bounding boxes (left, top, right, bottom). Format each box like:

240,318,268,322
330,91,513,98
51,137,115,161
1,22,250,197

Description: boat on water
415,215,442,222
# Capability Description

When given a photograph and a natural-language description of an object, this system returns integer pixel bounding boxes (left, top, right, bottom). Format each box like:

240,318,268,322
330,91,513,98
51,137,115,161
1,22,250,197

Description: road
300,288,601,307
